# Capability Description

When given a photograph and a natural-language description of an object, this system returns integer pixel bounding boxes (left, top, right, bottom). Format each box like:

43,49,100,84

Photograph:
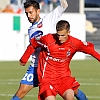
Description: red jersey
20,33,100,99
20,34,100,82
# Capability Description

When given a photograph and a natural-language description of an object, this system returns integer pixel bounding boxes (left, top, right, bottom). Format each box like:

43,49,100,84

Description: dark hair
56,20,70,31
24,0,40,9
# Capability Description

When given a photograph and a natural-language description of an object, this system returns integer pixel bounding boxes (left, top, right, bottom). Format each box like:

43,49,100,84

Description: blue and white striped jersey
28,6,66,67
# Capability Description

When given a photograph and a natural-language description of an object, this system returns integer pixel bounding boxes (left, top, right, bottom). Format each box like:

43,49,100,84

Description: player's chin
29,20,33,23
28,19,34,23
60,41,64,44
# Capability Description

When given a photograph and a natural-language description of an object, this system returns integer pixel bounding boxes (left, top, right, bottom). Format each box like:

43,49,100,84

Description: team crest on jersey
37,21,42,28
66,49,71,57
30,30,43,41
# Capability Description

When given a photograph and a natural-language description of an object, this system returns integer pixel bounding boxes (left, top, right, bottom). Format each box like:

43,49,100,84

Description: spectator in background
37,0,45,11
10,0,18,5
0,8,2,12
39,0,51,12
52,0,60,8
10,0,23,14
2,4,14,13
40,0,60,12
86,20,97,34
44,0,51,12
2,4,22,14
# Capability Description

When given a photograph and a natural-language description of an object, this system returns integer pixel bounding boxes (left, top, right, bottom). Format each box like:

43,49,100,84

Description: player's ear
37,9,40,14
68,30,70,35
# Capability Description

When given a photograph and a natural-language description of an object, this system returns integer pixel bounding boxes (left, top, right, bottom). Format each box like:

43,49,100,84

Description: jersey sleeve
19,35,48,65
77,40,100,62
42,1,68,29
19,38,39,65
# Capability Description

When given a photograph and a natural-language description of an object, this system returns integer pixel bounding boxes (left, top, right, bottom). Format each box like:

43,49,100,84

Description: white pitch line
0,94,37,97
0,82,18,84
0,94,100,99
0,78,100,82
77,78,100,80
0,82,100,86
80,83,100,86
0,78,100,81
0,79,20,81
1,78,100,86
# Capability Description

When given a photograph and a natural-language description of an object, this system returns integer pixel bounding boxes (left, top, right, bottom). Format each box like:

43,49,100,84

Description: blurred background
0,0,100,61
0,1,100,100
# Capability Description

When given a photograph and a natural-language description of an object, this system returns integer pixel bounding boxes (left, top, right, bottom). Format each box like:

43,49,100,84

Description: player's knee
75,89,88,100
15,84,33,99
45,96,55,100
15,88,27,98
74,88,78,95
63,89,74,100
66,90,74,100
17,88,27,96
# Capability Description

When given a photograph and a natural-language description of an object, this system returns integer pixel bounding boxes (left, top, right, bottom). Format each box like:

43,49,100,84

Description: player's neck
36,16,41,23
32,17,41,25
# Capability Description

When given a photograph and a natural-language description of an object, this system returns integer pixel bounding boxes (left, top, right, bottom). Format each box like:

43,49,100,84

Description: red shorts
38,76,80,100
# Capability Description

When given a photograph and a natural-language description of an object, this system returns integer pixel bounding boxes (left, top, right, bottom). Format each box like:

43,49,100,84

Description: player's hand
19,60,26,66
60,0,68,9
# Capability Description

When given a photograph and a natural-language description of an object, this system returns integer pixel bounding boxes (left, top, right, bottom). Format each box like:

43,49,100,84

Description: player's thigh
62,89,74,100
58,77,80,96
45,96,56,100
40,90,56,100
20,65,38,87
39,83,57,100
74,88,79,95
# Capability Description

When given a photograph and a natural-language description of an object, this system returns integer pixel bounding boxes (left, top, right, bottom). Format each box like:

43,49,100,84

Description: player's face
25,6,40,23
56,29,70,43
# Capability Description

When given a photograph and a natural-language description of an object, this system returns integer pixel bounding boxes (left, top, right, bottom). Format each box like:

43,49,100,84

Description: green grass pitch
0,59,100,100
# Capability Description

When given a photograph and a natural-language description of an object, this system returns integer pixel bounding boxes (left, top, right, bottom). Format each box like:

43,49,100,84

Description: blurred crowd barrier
0,13,86,61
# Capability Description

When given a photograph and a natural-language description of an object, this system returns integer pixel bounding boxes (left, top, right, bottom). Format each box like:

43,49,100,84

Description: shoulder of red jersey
67,35,83,49
68,35,81,42
40,33,56,44
68,35,94,48
42,33,55,39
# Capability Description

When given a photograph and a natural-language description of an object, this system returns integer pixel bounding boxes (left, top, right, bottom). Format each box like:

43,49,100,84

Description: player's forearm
19,44,35,66
79,42,100,62
82,42,100,62
59,0,68,9
86,43,100,62
91,50,100,62
20,38,39,66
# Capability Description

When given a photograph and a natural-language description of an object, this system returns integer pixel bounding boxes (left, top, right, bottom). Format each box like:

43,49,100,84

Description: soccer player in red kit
11,0,88,99
11,0,69,100
20,20,100,100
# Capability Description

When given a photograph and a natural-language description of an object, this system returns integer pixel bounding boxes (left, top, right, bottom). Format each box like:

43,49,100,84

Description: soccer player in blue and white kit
11,0,88,100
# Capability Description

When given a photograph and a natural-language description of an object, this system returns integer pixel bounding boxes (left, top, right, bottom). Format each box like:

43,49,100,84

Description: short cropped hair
56,20,70,31
24,0,40,9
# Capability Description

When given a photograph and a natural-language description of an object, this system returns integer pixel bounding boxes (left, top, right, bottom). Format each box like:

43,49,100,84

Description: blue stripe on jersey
30,30,43,39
